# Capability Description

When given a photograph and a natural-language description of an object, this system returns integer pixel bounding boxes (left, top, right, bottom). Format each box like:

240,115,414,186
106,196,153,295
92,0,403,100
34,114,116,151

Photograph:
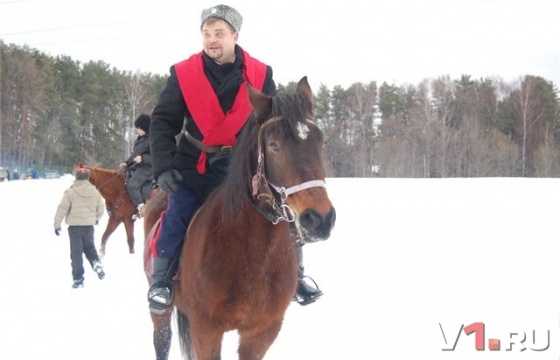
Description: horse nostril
327,208,336,229
299,209,320,231
299,207,336,239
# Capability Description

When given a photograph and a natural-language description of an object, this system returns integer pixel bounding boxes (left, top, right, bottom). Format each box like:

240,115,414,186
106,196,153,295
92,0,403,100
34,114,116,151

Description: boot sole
149,302,169,315
294,291,323,306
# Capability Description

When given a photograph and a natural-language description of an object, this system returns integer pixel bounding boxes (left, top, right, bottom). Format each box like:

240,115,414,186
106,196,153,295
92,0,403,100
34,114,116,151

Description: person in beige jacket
54,167,106,288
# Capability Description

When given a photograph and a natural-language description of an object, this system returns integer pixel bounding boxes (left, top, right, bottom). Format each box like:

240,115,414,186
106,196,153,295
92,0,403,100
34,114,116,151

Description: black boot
294,245,323,306
147,257,175,315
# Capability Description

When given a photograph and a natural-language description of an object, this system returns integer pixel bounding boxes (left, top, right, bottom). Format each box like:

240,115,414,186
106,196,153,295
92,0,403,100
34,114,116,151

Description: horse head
245,76,336,242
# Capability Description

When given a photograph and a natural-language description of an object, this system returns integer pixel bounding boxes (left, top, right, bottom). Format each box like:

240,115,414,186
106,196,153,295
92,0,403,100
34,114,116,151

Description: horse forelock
270,92,313,137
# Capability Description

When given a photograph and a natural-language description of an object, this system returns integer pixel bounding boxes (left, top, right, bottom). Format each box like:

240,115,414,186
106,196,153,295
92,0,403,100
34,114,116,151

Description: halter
251,116,326,225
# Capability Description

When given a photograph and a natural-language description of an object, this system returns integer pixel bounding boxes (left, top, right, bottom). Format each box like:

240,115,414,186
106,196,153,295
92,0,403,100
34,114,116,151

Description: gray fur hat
200,4,243,33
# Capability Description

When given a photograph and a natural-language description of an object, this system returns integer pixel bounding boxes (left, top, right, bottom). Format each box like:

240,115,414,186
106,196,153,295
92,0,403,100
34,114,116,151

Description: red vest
174,48,267,174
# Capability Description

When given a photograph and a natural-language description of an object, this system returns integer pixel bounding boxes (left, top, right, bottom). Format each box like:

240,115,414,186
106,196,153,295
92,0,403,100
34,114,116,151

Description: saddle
143,213,179,281
143,216,162,277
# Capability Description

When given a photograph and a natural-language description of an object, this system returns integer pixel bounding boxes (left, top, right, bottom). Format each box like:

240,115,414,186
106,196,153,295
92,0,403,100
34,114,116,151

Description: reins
91,166,131,217
250,116,326,226
95,166,129,191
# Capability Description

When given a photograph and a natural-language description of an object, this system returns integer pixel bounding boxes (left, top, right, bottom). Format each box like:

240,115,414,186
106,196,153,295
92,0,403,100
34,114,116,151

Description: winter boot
132,203,145,220
133,203,145,220
92,260,105,280
294,245,323,305
72,277,84,289
147,257,176,315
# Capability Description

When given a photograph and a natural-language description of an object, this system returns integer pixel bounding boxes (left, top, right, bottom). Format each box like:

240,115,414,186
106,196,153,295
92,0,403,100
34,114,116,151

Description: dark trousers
154,182,200,259
126,167,152,207
68,226,100,281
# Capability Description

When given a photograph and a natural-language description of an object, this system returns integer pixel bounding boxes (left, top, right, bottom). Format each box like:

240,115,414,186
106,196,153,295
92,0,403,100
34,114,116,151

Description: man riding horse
147,4,323,315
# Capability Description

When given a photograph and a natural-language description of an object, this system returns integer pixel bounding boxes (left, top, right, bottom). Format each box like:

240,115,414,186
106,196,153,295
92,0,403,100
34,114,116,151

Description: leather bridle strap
250,116,326,224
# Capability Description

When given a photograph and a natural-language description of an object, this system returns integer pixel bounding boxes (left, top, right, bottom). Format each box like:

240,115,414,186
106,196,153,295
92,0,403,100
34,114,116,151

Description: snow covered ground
1,176,559,359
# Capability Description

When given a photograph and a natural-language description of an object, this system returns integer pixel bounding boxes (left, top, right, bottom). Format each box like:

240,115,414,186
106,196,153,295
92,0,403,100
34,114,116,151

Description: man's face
202,19,238,64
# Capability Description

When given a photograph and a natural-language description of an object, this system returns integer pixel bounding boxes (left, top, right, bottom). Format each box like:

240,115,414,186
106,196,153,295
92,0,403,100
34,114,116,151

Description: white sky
0,0,558,91
1,176,559,359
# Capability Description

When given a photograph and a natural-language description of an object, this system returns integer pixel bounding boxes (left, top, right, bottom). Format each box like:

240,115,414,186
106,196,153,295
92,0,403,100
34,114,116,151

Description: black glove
156,169,183,193
55,228,61,236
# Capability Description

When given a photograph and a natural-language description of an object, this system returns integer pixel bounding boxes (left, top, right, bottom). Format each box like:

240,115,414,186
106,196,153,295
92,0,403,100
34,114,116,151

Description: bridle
250,116,326,225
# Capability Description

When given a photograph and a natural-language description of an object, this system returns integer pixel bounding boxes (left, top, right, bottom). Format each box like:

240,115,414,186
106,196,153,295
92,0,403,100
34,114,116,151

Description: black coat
150,46,276,200
126,135,152,170
126,134,152,182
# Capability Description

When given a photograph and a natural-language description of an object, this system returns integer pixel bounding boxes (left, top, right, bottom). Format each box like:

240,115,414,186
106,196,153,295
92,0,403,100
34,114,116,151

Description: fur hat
200,4,243,33
134,114,151,133
75,167,90,180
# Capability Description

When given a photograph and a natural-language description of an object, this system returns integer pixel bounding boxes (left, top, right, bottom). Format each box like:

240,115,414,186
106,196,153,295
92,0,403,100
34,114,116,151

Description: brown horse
75,162,138,255
143,77,336,360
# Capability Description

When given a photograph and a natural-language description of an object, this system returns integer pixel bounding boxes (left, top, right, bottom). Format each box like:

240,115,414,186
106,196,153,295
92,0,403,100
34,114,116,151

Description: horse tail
176,309,194,359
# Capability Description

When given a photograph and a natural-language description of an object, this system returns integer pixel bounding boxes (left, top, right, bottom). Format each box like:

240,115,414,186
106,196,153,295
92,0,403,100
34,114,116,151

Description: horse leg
100,217,121,255
151,308,174,360
237,321,283,360
188,318,224,360
123,218,136,254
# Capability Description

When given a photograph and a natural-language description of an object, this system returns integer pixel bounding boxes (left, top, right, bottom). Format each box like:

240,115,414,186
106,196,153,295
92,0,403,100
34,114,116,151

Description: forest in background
1,41,559,178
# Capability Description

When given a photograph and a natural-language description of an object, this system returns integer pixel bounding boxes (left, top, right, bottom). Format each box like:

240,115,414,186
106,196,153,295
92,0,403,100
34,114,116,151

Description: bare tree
509,76,548,176
123,71,150,157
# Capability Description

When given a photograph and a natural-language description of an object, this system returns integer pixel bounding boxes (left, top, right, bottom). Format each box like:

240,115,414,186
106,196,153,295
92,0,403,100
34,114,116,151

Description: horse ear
247,82,271,123
296,76,313,109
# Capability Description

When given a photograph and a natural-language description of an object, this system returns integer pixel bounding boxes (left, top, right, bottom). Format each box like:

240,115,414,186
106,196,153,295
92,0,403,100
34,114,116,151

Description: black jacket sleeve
150,67,188,179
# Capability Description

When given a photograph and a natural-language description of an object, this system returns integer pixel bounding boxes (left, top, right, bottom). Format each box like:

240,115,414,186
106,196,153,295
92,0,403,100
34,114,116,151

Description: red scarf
174,48,267,174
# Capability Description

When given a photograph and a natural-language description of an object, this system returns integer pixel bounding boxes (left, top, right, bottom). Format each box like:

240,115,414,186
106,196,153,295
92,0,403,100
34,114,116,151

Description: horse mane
75,162,118,178
89,166,118,176
221,88,313,222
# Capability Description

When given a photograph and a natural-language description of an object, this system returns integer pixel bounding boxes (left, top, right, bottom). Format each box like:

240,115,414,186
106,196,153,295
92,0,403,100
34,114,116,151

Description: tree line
1,41,559,178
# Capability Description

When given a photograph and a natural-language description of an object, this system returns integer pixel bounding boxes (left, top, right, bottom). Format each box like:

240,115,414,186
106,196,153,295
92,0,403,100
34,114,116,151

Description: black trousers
68,226,100,281
126,167,152,207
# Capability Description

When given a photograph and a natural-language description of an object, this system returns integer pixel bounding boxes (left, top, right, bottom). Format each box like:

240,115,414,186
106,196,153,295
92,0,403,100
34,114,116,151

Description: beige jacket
54,180,104,227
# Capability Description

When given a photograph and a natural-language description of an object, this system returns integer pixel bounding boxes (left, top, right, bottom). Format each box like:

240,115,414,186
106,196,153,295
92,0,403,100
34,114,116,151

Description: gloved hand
55,228,61,236
156,169,183,193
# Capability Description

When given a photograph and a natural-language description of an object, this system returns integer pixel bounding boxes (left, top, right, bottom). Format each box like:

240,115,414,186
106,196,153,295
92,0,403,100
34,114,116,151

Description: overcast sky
0,0,558,90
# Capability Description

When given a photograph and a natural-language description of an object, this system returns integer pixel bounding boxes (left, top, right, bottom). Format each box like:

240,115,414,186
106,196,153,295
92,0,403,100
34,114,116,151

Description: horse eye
269,142,280,152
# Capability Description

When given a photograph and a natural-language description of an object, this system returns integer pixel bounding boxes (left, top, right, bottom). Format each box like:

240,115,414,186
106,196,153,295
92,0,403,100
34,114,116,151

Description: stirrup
148,283,173,315
149,301,169,315
293,276,323,306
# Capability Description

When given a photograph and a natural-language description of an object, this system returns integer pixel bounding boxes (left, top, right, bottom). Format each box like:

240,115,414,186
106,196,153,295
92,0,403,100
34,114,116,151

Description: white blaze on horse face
297,121,310,140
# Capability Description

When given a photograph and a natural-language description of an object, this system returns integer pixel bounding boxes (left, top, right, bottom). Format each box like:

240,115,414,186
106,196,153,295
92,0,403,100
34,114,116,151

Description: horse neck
90,170,123,197
218,189,292,252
